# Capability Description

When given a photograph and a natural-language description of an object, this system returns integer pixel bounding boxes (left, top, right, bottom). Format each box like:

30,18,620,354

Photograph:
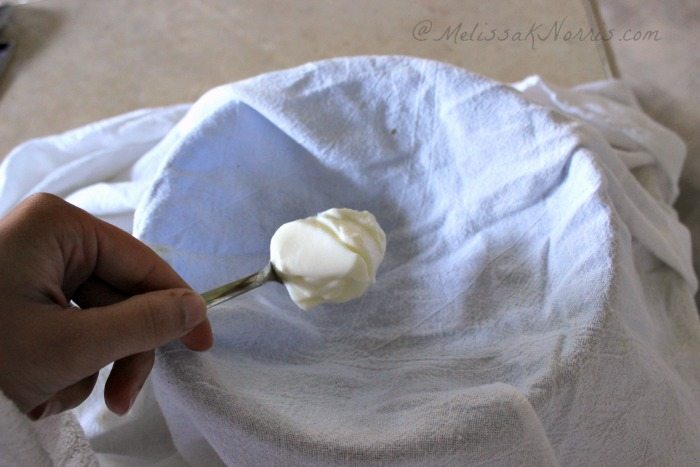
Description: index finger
90,214,188,294
1,193,188,299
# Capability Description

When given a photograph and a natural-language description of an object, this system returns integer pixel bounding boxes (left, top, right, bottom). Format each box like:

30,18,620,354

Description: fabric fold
0,56,698,466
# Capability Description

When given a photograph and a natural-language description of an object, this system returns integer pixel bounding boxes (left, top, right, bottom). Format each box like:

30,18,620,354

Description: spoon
201,263,282,309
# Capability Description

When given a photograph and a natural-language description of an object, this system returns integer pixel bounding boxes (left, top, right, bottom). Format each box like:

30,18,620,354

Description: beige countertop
0,0,611,159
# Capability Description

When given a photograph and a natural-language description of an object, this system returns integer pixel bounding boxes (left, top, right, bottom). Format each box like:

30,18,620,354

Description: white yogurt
270,208,386,310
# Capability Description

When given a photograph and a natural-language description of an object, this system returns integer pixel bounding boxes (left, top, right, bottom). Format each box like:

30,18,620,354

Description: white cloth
0,388,97,466
1,56,699,466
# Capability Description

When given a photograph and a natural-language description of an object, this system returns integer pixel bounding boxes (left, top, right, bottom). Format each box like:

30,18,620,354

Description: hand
0,193,213,419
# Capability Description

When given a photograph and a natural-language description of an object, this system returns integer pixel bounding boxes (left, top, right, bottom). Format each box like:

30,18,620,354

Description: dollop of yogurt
270,208,386,310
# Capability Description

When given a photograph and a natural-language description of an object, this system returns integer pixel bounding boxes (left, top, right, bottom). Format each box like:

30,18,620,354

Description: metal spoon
201,263,282,309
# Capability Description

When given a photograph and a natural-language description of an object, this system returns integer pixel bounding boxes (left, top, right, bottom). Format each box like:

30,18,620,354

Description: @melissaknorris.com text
412,16,661,50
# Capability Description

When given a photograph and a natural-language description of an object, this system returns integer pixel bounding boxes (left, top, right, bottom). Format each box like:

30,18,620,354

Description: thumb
76,288,207,367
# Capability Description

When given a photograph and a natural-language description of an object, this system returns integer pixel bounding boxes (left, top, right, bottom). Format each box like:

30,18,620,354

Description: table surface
0,0,612,160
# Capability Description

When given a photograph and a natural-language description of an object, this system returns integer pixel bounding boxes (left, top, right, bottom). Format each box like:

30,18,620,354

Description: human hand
0,193,213,419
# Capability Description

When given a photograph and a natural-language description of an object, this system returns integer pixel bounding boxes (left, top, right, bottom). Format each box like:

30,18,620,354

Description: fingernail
28,402,48,421
182,292,206,330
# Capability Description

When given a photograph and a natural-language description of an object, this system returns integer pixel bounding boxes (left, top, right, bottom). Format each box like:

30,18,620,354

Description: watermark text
412,17,661,50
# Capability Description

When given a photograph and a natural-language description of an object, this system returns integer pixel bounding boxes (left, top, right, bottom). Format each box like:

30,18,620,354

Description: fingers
180,319,214,351
10,195,213,353
9,192,191,297
104,351,154,415
74,283,211,415
73,276,214,351
90,215,190,294
72,288,209,369
28,284,211,418
74,277,214,351
28,373,99,420
1,194,216,421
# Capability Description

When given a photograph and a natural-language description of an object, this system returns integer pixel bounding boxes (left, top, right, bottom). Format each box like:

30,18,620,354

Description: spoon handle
202,263,280,309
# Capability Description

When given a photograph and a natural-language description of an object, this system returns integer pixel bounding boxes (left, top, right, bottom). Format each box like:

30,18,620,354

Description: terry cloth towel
0,388,98,466
0,56,699,466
